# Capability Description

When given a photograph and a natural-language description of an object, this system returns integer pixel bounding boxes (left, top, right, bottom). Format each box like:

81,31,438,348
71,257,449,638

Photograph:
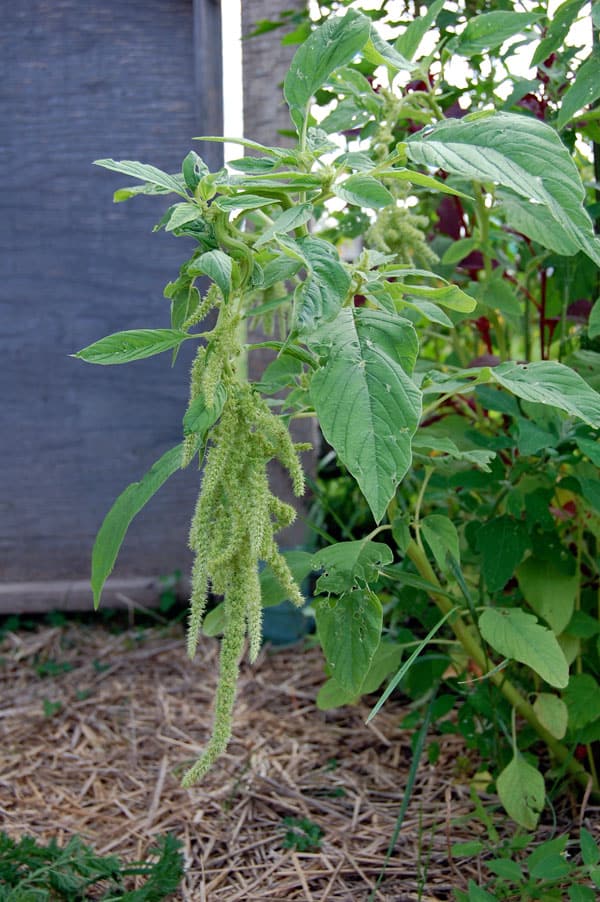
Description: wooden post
241,0,318,548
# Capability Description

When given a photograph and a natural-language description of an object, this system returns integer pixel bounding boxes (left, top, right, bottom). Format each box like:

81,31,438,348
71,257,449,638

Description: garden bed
0,620,595,900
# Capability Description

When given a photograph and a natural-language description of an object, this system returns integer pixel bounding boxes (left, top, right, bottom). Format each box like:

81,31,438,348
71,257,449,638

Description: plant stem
412,468,433,551
474,185,509,360
404,539,598,794
540,267,548,360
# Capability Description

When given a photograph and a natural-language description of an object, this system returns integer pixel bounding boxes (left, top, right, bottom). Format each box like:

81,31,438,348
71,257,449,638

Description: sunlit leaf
497,754,545,829
315,588,382,694
479,608,569,687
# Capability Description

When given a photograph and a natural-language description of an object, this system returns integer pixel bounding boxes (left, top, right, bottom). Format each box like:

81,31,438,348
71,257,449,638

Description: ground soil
0,620,597,900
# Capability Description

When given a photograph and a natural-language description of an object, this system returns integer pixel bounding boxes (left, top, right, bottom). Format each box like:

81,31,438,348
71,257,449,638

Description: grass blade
366,607,456,723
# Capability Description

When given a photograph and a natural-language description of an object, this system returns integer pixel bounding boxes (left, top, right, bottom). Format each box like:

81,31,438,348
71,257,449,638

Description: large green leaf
497,189,580,257
491,361,600,429
309,308,421,523
363,26,412,71
74,329,190,365
312,540,393,595
334,174,394,209
394,0,444,60
557,50,600,130
183,383,226,439
284,10,371,132
188,250,232,299
516,558,577,635
563,673,600,730
533,693,568,739
315,588,382,694
406,112,600,266
316,640,403,710
479,607,569,688
531,0,588,66
422,362,600,428
91,444,184,608
421,515,460,575
477,516,529,592
389,281,477,313
497,754,545,830
255,203,314,247
456,11,541,55
293,237,350,334
94,159,188,198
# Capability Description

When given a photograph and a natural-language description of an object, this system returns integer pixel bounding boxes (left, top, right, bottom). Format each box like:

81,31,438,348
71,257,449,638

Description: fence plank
0,0,223,611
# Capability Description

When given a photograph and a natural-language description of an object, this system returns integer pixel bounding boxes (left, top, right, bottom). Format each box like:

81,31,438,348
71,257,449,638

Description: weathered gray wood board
0,0,223,611
241,0,317,549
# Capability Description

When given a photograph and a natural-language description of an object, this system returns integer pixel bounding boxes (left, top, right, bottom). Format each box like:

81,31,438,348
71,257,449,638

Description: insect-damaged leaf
497,754,545,830
315,588,383,694
312,540,393,595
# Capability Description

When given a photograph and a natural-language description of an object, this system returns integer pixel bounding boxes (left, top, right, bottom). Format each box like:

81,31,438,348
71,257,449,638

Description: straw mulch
0,621,596,900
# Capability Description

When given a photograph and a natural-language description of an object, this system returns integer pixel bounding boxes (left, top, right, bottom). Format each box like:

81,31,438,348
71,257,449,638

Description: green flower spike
182,358,306,784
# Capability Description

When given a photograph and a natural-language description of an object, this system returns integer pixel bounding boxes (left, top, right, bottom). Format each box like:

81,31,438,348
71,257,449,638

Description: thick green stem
405,539,597,794
473,185,509,361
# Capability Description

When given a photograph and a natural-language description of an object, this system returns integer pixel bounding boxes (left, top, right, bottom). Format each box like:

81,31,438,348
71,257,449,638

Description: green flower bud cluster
182,283,221,332
367,205,438,269
372,89,403,161
181,320,305,784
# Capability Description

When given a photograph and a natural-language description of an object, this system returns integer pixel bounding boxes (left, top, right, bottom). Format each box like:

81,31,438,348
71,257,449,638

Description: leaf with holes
497,754,545,830
315,588,382,694
312,540,393,595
